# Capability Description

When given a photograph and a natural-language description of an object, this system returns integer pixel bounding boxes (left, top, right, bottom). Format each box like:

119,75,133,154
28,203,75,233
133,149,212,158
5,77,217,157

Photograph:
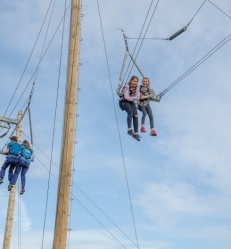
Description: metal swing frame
117,29,161,102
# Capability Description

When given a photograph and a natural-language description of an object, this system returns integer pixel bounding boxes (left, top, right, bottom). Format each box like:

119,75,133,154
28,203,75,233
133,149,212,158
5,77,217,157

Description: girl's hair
142,77,150,86
10,136,18,142
22,140,31,150
128,75,139,87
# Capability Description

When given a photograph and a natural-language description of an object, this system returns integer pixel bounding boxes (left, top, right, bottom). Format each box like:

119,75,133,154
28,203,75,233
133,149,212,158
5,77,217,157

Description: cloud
1,1,231,249
137,181,212,226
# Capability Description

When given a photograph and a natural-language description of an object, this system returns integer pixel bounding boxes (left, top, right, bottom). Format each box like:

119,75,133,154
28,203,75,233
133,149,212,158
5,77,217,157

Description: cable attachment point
168,24,189,41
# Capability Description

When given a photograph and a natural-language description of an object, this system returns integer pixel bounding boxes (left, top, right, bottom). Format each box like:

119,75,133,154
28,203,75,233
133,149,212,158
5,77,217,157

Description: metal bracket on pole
0,116,17,138
0,117,17,127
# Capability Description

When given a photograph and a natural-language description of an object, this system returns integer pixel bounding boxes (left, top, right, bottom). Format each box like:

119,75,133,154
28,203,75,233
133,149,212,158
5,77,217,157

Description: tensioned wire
125,0,160,84
20,31,231,247
121,0,231,98
126,0,206,40
55,1,82,249
0,0,54,132
40,0,66,248
159,33,231,97
127,0,231,40
30,154,136,249
0,1,72,133
97,0,140,248
123,0,206,87
122,0,156,85
22,130,138,248
208,0,231,20
25,143,136,249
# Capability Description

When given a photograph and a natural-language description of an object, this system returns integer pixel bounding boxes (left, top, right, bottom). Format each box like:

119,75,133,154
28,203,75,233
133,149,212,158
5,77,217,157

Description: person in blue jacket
0,136,21,186
9,140,33,194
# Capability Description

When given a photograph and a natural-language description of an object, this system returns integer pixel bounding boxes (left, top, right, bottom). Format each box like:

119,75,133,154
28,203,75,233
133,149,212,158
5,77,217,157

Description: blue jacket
20,145,33,163
7,142,22,157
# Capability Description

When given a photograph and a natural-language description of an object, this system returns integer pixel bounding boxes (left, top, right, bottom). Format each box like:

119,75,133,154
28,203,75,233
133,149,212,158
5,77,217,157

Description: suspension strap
28,107,33,146
7,82,35,143
117,29,145,96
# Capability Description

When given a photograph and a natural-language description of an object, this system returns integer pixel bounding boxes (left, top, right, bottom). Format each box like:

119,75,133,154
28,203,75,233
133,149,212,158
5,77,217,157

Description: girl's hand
140,96,148,100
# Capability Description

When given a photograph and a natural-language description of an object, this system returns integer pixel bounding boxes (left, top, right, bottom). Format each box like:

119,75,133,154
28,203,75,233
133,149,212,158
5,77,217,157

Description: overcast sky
0,0,231,249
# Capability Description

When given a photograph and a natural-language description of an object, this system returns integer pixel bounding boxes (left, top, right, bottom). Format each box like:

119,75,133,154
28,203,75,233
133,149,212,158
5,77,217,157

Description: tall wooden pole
52,0,81,248
3,110,22,249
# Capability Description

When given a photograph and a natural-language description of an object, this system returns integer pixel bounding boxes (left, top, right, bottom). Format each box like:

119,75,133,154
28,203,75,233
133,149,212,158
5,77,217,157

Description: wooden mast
3,110,22,249
52,0,81,248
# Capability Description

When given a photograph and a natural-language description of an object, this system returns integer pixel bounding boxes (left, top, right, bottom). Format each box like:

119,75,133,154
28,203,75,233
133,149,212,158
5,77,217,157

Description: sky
0,0,231,249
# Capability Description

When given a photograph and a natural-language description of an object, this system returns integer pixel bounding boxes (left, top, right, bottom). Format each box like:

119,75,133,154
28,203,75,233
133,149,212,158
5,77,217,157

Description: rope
74,198,129,249
0,0,55,131
54,1,82,248
1,2,72,127
40,0,66,248
124,0,206,41
127,37,167,40
34,0,56,82
159,33,231,97
122,0,156,85
97,1,140,248
22,129,138,247
188,0,207,26
6,81,35,145
33,153,132,249
208,0,231,20
126,0,160,84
